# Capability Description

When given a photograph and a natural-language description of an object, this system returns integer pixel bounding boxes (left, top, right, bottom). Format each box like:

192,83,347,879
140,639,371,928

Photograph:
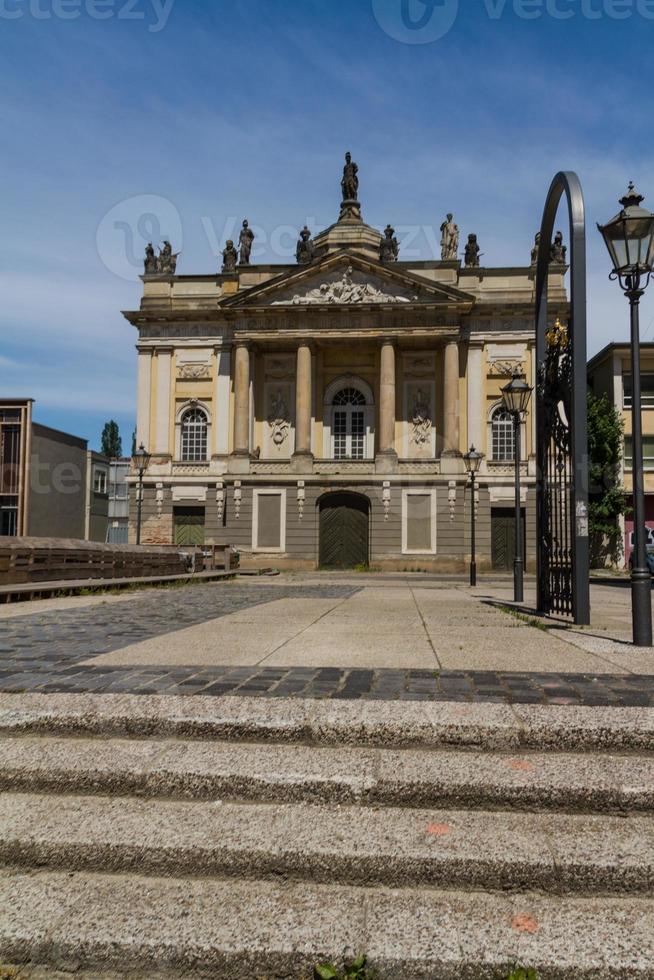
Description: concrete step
0,735,652,813
2,792,652,895
2,868,653,979
2,691,654,751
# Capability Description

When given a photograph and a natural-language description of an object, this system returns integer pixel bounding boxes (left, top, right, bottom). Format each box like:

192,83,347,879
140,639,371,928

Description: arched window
180,408,208,461
491,406,515,462
332,387,367,460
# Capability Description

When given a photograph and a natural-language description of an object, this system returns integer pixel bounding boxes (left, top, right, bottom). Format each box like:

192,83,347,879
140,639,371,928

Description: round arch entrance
318,492,370,569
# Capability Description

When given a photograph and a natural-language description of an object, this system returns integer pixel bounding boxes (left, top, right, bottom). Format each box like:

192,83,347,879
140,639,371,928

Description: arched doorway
319,492,370,569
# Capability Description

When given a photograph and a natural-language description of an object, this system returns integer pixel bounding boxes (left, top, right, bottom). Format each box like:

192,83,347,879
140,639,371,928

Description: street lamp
598,182,654,647
501,373,533,603
131,442,151,546
463,445,484,586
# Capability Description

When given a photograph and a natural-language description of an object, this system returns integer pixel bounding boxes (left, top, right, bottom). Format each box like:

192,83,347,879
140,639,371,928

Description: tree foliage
101,419,122,458
587,391,627,565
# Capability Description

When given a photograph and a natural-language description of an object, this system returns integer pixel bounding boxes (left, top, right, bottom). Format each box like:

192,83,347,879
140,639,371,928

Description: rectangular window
624,435,654,471
623,375,654,408
253,489,286,552
93,469,107,494
402,489,437,555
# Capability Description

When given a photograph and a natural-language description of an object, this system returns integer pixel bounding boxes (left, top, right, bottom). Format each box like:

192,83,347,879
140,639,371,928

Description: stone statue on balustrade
238,220,255,265
379,224,399,263
296,226,315,265
221,240,238,274
464,233,481,268
440,214,459,261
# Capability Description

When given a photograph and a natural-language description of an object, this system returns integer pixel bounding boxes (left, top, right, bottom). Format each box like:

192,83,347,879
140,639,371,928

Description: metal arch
535,171,591,625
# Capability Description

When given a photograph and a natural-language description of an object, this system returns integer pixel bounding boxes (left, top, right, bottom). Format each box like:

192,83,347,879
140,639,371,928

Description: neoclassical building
125,157,568,569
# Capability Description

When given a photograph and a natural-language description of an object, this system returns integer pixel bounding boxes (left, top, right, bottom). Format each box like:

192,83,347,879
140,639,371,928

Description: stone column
292,342,313,473
154,347,172,455
466,341,484,453
376,340,398,473
230,342,250,473
213,346,231,458
441,338,463,475
136,348,152,450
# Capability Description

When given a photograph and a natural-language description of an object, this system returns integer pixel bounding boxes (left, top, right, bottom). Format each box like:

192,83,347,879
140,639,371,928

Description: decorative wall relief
410,388,432,447
177,363,212,380
404,379,435,458
267,388,291,447
489,358,525,377
233,481,241,520
156,482,164,516
404,355,434,378
266,355,294,381
297,480,305,520
448,481,457,521
272,266,414,305
383,481,391,521
216,481,224,523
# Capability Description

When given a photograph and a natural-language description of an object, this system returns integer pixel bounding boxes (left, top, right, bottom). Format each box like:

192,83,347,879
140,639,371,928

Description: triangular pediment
219,251,475,309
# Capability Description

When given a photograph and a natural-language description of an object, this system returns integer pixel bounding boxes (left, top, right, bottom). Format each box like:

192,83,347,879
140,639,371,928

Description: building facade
588,342,654,567
106,458,130,544
0,399,109,542
125,160,569,569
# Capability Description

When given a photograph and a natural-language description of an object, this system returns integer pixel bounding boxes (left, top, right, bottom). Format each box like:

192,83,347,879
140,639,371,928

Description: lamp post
131,443,151,546
463,445,484,587
501,373,533,603
598,182,654,647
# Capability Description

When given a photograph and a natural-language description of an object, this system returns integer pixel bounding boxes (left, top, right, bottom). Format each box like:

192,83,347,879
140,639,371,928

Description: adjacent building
106,458,130,544
0,399,110,542
587,342,654,566
124,157,570,570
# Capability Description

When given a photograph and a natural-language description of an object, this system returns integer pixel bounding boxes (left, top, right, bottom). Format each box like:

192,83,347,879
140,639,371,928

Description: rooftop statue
341,151,359,202
221,239,238,274
144,241,179,275
531,232,541,267
550,230,567,265
464,233,481,268
296,226,315,265
440,213,459,261
379,224,399,263
238,219,255,265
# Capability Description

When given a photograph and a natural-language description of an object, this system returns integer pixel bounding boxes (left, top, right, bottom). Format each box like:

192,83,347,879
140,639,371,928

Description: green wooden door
491,508,525,570
173,507,205,547
319,494,369,568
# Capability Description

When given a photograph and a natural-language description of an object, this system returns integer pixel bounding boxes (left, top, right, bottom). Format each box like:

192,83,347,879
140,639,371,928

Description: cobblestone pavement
0,579,653,707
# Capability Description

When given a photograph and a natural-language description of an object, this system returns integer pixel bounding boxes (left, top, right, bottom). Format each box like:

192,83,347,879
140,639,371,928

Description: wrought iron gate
535,172,590,624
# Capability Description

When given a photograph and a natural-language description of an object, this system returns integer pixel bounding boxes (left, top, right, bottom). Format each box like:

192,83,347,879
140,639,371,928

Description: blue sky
2,0,653,450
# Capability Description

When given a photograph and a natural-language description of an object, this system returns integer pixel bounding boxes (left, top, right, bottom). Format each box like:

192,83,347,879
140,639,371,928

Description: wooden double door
491,507,525,570
319,493,369,569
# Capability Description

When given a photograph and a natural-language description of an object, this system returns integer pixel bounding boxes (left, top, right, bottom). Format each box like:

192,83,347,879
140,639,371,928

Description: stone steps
0,734,652,813
1,692,654,979
1,791,652,894
2,869,654,979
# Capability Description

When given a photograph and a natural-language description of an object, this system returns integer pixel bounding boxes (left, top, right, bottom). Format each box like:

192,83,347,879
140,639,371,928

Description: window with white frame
332,387,367,460
180,407,208,461
93,468,107,494
491,406,515,462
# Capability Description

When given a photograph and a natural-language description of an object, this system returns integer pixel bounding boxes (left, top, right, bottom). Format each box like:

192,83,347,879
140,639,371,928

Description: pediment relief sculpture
271,266,414,306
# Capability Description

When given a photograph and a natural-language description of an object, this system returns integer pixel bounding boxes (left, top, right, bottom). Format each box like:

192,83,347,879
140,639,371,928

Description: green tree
587,391,627,566
100,420,122,458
